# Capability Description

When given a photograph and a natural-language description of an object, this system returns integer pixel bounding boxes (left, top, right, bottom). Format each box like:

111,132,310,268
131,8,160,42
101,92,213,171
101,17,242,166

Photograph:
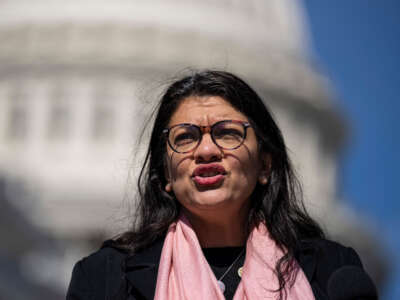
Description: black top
66,238,378,300
202,246,245,300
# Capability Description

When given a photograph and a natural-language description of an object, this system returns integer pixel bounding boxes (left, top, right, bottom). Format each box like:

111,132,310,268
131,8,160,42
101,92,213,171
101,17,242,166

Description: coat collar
122,237,320,300
295,239,318,283
295,239,326,300
124,238,165,299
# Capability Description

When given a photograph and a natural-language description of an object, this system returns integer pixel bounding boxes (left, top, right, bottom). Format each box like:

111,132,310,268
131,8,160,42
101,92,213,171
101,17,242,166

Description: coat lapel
125,238,165,299
296,239,325,300
296,240,317,281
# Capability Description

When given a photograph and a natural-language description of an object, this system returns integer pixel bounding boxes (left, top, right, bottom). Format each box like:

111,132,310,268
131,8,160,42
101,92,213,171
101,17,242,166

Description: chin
190,191,233,208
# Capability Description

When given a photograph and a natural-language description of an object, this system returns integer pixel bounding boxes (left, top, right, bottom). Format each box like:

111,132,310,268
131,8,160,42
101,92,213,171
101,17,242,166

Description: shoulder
298,238,377,299
66,241,129,300
298,238,363,279
297,238,367,299
66,238,165,300
302,238,362,266
76,242,128,273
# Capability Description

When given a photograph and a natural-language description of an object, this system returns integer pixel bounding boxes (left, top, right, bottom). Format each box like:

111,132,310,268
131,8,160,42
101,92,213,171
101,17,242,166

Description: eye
174,131,197,146
214,127,243,141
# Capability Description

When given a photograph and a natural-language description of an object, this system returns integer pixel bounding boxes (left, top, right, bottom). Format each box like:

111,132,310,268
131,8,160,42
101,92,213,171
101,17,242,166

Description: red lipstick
192,164,226,186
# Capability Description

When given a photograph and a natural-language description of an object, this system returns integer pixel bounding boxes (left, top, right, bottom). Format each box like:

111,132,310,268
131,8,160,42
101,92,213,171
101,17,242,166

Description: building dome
4,1,383,294
0,0,332,106
0,0,345,235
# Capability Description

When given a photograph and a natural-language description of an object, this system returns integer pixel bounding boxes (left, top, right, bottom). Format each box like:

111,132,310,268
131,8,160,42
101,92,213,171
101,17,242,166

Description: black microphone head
327,265,378,300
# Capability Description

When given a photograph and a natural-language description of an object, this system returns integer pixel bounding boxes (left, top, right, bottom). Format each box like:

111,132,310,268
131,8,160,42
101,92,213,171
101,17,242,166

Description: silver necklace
217,249,245,293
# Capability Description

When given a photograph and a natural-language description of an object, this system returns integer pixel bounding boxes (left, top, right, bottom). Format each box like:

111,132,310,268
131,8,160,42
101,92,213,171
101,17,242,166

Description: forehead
169,96,248,126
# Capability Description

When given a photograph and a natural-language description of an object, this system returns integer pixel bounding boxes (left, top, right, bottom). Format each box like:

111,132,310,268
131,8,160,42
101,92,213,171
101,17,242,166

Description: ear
258,153,271,185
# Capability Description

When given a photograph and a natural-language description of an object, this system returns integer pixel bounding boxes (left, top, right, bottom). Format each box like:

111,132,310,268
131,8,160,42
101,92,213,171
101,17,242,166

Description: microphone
327,266,378,300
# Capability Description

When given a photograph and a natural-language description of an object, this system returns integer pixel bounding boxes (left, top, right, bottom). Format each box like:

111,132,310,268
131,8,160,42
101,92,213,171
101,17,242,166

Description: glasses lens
213,121,245,149
169,124,200,153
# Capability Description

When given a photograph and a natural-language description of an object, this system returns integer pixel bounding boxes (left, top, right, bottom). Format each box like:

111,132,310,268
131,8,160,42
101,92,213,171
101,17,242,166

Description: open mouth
192,164,226,186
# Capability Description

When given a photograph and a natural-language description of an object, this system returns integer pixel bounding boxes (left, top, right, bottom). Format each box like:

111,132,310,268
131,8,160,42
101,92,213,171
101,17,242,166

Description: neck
182,207,249,248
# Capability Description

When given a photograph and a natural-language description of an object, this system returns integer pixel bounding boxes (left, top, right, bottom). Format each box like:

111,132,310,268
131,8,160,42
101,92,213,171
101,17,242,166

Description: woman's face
164,95,268,219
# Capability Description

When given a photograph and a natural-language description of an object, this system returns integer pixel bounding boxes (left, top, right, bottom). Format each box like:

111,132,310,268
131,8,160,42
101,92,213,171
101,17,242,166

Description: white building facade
0,0,385,295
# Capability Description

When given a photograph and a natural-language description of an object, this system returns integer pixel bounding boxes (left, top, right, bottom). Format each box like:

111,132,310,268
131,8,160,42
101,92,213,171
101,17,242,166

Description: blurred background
0,0,397,299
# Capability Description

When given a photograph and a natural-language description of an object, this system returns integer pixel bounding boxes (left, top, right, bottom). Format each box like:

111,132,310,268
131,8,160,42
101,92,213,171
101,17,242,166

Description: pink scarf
154,215,315,300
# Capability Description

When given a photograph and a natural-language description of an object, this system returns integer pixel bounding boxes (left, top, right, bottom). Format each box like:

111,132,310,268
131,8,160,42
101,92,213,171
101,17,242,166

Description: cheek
235,145,260,168
238,162,258,181
230,154,261,184
167,155,190,182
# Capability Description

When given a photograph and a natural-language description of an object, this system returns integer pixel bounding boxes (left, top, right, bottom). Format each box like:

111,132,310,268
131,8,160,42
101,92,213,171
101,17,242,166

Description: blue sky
302,1,400,299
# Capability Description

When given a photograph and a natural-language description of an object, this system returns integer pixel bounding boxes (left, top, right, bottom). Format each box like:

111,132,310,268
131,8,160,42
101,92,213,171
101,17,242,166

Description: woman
67,70,376,300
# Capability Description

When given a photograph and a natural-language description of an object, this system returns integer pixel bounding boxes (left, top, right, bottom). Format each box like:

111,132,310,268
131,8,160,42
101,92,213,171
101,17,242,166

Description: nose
193,133,223,162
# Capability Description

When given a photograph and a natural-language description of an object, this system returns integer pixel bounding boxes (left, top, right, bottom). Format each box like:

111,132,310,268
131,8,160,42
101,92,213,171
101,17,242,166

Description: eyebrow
169,117,247,128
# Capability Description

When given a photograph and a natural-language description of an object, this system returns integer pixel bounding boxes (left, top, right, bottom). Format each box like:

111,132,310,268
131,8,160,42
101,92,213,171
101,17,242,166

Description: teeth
200,172,219,177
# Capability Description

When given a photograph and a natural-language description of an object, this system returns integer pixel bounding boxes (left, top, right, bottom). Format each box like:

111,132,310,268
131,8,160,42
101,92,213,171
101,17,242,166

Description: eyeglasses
163,120,251,153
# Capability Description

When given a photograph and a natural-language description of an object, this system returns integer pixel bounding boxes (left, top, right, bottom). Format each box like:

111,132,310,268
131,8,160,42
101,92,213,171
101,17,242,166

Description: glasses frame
163,119,251,154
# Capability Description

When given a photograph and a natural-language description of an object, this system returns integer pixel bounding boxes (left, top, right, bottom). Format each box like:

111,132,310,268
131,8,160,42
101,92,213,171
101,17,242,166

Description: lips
192,164,226,186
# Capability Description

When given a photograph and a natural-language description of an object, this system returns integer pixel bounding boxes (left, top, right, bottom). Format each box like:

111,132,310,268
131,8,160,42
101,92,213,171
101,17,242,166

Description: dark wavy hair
116,70,324,298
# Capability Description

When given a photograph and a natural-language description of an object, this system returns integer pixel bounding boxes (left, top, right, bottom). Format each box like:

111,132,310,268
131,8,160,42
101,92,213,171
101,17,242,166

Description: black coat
66,238,374,300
